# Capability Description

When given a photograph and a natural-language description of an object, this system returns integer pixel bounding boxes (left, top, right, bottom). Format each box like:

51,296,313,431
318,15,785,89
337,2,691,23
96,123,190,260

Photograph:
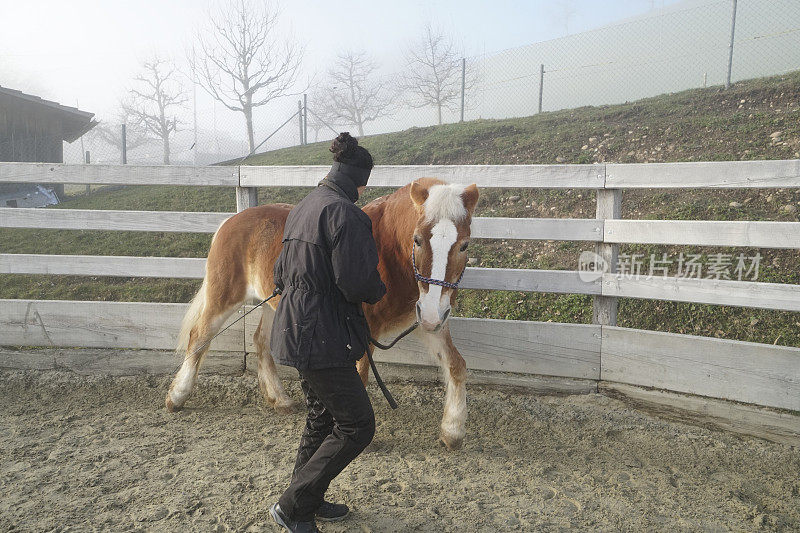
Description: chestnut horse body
166,178,478,449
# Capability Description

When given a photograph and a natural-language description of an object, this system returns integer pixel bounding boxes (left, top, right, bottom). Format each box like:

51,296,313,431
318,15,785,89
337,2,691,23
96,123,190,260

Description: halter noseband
411,242,465,290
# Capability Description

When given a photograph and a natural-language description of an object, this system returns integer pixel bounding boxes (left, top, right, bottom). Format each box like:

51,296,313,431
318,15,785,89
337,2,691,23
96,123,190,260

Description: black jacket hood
325,162,371,202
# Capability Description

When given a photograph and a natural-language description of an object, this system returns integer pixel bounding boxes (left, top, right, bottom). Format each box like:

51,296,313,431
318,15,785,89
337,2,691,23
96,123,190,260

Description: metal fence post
725,0,738,90
84,151,91,194
460,58,466,123
192,79,198,166
121,124,127,165
303,93,308,145
298,100,304,145
538,64,544,114
592,189,621,326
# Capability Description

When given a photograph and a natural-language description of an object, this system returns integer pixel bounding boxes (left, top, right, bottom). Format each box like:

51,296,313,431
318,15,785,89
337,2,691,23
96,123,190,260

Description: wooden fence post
236,186,258,212
235,165,257,370
235,166,258,212
593,189,621,326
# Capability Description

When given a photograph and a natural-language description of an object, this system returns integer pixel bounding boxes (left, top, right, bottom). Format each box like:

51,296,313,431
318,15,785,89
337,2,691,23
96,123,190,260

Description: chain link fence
473,0,800,119
62,0,800,166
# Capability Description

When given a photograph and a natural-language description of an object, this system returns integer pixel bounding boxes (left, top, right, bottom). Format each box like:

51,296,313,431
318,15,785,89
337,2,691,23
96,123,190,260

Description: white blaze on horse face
418,218,457,330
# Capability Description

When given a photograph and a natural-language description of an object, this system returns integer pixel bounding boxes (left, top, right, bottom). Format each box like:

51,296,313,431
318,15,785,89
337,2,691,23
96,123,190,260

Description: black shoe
270,503,320,533
315,500,349,522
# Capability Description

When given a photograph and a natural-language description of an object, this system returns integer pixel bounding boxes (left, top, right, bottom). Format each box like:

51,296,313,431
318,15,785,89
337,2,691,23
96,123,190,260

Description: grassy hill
243,70,800,166
2,71,800,347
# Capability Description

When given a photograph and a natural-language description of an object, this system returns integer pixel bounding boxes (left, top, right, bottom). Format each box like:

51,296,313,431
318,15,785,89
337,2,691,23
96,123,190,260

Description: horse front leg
356,353,370,386
421,325,467,450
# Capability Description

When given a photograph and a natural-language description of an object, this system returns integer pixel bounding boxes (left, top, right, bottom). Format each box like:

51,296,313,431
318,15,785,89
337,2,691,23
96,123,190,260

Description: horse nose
417,302,452,333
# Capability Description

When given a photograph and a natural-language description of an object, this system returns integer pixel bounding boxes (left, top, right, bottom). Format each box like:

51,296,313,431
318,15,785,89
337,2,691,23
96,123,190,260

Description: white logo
578,251,607,282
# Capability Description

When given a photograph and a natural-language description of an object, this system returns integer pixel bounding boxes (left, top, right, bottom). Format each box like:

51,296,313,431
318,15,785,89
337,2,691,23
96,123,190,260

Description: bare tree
122,56,186,164
399,24,468,125
305,88,339,143
305,110,333,143
191,0,305,152
317,50,392,137
90,109,153,157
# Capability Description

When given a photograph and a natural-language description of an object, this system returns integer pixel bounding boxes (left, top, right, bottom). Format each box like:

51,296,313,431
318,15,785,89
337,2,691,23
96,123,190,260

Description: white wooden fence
1,160,799,419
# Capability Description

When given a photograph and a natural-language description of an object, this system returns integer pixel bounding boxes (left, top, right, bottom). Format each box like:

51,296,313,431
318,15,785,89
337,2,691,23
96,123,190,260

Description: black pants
278,365,375,522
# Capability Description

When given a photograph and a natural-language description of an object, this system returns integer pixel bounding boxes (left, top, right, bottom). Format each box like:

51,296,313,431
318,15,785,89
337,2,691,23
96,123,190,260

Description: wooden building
0,86,96,203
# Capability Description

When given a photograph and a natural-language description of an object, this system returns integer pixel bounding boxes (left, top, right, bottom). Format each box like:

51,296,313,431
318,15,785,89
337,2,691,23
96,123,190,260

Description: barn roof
0,86,97,142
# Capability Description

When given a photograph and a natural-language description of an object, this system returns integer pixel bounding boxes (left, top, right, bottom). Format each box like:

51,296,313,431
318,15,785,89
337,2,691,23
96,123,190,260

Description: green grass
0,275,201,303
243,71,800,166
2,71,800,347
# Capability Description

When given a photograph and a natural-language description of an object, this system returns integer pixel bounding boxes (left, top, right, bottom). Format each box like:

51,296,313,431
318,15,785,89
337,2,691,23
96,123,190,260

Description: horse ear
462,183,479,213
410,180,429,207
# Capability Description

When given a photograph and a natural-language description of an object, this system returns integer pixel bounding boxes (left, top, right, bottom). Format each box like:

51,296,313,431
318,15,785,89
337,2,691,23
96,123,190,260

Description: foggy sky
0,0,673,117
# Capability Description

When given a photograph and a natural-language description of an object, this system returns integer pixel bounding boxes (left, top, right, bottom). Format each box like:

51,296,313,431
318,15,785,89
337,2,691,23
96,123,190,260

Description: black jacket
270,171,387,370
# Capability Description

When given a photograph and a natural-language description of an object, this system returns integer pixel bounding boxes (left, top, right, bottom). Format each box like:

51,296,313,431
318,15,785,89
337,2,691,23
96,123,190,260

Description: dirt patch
0,370,798,532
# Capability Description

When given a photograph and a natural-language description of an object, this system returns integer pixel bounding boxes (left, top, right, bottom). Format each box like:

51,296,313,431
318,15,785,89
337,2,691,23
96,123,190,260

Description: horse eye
459,241,469,252
413,235,422,246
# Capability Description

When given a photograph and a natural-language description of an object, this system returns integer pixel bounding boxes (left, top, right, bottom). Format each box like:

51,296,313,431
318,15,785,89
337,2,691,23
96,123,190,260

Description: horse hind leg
253,305,296,414
165,302,239,412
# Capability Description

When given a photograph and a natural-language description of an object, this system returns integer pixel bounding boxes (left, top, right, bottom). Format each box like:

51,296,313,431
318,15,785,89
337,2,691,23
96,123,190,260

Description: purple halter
411,242,465,290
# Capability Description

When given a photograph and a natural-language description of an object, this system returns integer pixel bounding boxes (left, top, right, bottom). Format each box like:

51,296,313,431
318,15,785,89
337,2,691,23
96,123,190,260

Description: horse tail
177,280,206,354
176,216,230,354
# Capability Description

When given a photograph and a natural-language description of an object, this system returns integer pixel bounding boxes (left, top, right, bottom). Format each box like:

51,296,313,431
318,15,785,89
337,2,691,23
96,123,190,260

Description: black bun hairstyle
330,132,374,171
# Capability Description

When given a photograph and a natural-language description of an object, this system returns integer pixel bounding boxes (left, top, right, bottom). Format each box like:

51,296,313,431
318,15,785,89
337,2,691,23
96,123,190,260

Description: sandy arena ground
0,370,798,532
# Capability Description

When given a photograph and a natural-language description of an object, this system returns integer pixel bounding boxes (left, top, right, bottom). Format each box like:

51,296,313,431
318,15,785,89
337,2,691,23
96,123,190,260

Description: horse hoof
165,395,183,413
274,401,297,415
439,433,464,451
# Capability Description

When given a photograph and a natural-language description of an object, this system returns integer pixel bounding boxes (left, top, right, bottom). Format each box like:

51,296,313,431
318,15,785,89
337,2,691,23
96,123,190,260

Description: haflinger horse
166,177,479,450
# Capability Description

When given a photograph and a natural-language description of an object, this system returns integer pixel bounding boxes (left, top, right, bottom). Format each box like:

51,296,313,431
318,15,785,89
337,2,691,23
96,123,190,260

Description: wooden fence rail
239,164,607,188
604,219,800,249
6,210,800,249
0,208,604,241
0,163,239,186
2,298,797,412
5,254,800,311
2,159,799,188
2,161,800,420
0,208,231,233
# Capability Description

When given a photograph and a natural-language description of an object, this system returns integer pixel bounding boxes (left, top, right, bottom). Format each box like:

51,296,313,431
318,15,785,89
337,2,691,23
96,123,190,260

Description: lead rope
366,239,467,409
365,320,419,410
365,344,398,409
170,289,281,376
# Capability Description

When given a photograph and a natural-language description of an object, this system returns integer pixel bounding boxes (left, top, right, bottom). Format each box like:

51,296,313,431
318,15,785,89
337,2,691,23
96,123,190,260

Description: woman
269,133,387,533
